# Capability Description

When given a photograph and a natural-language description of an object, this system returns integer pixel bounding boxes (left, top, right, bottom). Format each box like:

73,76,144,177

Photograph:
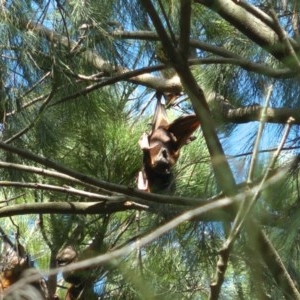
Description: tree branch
0,201,147,218
225,105,300,124
0,181,125,201
0,161,103,190
21,18,183,94
0,141,212,207
179,0,192,59
196,0,300,67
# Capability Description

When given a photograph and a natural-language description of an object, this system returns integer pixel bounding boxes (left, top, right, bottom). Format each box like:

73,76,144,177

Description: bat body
56,240,104,300
0,241,49,299
138,93,200,193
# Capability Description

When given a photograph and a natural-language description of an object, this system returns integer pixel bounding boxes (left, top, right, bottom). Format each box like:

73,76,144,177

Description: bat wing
168,115,200,150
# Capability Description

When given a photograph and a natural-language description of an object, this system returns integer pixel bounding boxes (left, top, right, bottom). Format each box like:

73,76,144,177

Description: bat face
145,128,179,173
138,94,200,193
56,245,78,266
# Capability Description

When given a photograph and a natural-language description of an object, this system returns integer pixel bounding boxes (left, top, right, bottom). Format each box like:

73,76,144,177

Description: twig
179,0,192,59
268,2,300,71
4,88,56,144
0,201,148,218
0,181,126,201
0,161,110,192
247,84,273,183
0,226,15,248
157,0,177,45
0,193,25,204
14,72,51,105
226,116,295,248
6,94,49,117
50,63,177,106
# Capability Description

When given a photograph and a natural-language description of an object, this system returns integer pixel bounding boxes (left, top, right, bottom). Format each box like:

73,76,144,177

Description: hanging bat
56,237,106,300
0,239,49,299
138,92,200,193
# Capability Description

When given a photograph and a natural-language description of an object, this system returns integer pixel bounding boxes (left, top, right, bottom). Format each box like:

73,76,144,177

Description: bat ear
168,115,200,150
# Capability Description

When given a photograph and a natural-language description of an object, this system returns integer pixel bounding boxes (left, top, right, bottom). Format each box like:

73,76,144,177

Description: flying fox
138,92,200,193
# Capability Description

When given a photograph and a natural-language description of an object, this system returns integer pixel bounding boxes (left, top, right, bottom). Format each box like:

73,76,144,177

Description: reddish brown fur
138,94,200,193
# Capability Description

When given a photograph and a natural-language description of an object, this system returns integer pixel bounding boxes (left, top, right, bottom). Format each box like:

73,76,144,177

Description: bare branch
189,57,293,78
0,141,209,207
0,181,124,201
247,85,273,183
268,3,300,71
179,0,192,59
0,201,147,218
4,88,56,144
196,0,300,67
20,18,183,93
224,105,300,124
0,161,103,190
233,0,275,29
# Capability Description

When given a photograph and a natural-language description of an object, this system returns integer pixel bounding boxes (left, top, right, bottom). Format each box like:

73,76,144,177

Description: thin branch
3,196,240,295
6,94,49,117
0,161,109,192
227,145,300,159
0,141,209,207
229,117,295,246
268,3,300,72
179,0,192,59
4,168,290,295
0,193,25,204
15,72,51,104
0,201,148,218
219,117,299,300
188,57,293,78
157,0,177,45
0,226,15,248
251,223,300,300
110,30,291,66
247,85,273,184
0,181,125,201
21,18,183,93
225,105,300,124
195,0,300,65
50,64,181,106
4,88,56,144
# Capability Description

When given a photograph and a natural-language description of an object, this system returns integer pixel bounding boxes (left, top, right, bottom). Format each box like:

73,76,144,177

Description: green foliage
1,1,300,299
